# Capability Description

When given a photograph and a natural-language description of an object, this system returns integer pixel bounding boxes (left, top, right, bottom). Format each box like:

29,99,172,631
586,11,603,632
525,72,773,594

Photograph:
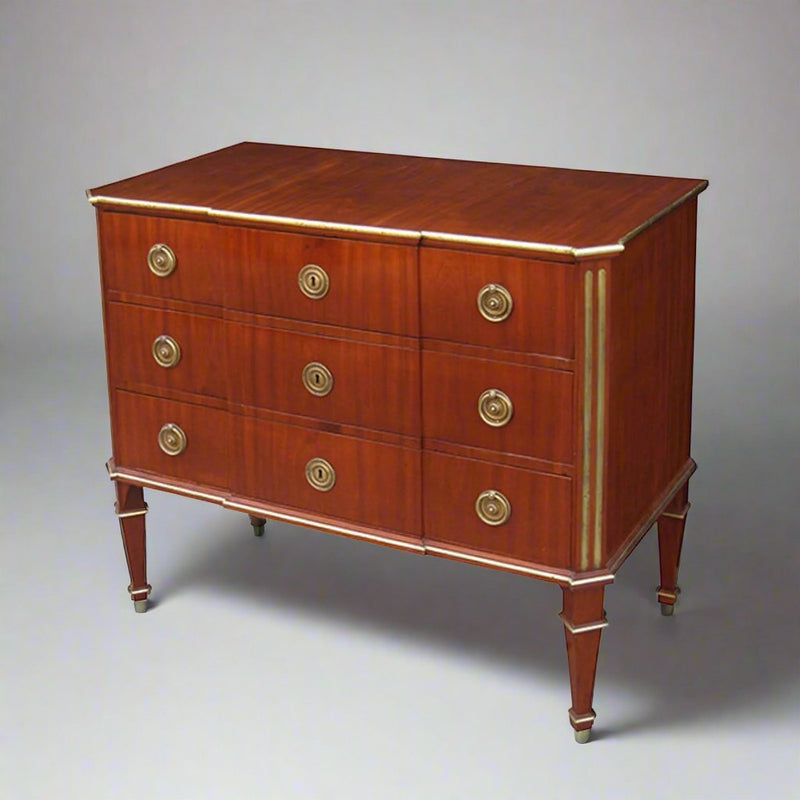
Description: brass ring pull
305,457,336,492
147,243,177,277
298,264,330,299
475,490,511,526
152,335,181,368
302,362,334,396
478,389,514,427
158,423,187,456
477,283,513,322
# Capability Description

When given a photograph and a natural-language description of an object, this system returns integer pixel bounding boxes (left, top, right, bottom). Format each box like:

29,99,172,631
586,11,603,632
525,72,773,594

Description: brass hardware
475,490,511,526
305,457,336,491
298,264,330,299
478,389,513,427
147,243,177,277
157,423,187,456
477,283,513,322
580,272,594,570
151,335,181,368
302,362,334,396
593,269,607,568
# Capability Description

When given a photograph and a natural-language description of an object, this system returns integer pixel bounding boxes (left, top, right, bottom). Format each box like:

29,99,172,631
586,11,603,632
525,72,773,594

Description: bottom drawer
423,451,572,568
233,417,422,535
113,391,229,488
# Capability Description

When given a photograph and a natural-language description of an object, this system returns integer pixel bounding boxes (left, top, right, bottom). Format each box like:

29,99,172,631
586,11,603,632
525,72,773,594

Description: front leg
114,479,151,613
560,584,607,743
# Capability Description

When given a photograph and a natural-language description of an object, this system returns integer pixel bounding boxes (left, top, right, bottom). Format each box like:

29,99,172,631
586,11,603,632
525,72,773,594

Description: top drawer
99,212,219,305
222,226,419,336
420,249,574,357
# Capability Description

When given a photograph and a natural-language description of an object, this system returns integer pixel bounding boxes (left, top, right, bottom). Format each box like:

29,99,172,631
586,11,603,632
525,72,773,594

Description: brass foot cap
133,599,148,613
252,523,266,537
660,603,675,616
574,729,591,744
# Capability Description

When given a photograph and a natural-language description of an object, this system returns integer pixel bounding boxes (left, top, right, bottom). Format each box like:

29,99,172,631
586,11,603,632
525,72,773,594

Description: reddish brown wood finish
561,585,606,738
229,322,420,436
423,451,572,567
657,483,690,612
222,226,419,335
233,417,422,536
114,480,150,609
91,142,705,251
420,249,575,356
99,212,220,305
106,302,226,398
422,350,574,464
113,391,229,488
602,201,698,565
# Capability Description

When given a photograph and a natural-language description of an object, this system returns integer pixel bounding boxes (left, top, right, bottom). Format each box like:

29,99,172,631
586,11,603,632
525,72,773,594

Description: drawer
423,451,572,567
222,226,419,335
99,212,219,305
113,391,229,488
420,249,574,357
233,417,422,535
106,302,225,398
422,351,574,464
230,324,420,435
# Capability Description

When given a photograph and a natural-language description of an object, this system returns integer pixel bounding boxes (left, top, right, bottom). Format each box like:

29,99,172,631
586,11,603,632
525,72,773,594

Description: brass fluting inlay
580,272,594,571
305,457,336,492
147,243,176,277
152,335,181,368
302,362,334,397
298,263,330,299
477,283,513,322
478,389,514,427
475,490,511,526
593,269,607,568
158,423,187,456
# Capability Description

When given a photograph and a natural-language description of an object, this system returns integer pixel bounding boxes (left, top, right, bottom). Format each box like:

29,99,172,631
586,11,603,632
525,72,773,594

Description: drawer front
234,417,422,535
106,302,225,398
420,249,574,357
230,324,420,435
113,391,229,488
99,212,219,305
422,351,574,464
423,451,572,567
223,226,419,335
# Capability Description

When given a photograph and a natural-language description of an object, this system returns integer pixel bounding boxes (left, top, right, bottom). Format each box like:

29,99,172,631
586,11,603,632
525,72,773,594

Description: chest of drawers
88,143,707,742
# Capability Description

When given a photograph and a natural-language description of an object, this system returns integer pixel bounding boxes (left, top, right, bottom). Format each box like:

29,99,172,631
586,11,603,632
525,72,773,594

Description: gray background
2,1,798,797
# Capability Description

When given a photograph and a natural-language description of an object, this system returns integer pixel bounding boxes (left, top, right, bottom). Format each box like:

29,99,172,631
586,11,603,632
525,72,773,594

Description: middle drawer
230,323,421,436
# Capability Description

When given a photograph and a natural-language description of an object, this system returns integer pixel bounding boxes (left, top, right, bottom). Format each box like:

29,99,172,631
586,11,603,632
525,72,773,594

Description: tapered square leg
657,484,690,616
248,514,267,537
114,480,151,613
560,584,607,743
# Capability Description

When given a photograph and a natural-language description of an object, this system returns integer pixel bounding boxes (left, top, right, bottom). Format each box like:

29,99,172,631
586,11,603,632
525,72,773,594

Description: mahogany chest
88,143,707,742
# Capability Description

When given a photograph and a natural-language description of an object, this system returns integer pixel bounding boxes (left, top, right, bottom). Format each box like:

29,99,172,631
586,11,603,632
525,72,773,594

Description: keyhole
314,373,321,385
310,275,317,287
317,468,324,479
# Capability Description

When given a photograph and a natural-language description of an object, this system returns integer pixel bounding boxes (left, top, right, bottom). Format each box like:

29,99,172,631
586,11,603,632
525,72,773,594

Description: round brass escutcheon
147,243,177,277
477,283,513,322
157,423,187,456
298,263,330,299
478,388,514,427
305,457,336,492
475,490,511,526
152,335,181,368
302,362,334,397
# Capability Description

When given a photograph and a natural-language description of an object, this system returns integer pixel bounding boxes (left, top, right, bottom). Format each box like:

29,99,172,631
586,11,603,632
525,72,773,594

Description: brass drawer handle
152,335,181,368
298,264,330,299
475,490,511,526
302,362,334,396
305,457,336,491
478,389,514,427
477,283,513,322
158,423,187,456
147,243,177,277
